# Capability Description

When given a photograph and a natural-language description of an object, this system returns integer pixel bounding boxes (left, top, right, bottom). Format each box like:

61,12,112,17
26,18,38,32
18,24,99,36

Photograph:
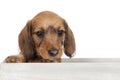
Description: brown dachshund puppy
5,11,76,63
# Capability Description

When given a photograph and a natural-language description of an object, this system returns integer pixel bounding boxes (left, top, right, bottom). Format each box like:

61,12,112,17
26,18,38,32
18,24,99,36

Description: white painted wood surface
0,58,120,80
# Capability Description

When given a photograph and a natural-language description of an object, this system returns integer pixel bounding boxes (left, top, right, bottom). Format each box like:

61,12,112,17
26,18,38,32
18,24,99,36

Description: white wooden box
0,58,120,80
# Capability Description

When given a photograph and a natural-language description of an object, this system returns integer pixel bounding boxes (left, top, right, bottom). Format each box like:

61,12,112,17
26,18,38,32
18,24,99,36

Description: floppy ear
64,20,76,58
19,21,35,61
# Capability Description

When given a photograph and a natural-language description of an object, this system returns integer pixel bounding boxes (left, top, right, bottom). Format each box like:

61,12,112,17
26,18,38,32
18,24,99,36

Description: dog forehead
34,11,61,19
32,11,64,29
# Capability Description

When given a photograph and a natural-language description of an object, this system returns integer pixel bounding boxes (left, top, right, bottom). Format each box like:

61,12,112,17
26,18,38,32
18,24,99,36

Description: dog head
19,11,76,61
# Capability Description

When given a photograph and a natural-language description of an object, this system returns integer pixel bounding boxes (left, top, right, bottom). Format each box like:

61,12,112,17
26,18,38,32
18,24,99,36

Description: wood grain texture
0,58,120,80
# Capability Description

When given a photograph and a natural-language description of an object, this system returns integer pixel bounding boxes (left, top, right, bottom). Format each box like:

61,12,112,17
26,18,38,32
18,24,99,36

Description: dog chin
49,57,55,61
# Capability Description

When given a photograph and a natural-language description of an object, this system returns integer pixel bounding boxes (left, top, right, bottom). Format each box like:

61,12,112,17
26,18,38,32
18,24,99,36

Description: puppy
5,11,76,63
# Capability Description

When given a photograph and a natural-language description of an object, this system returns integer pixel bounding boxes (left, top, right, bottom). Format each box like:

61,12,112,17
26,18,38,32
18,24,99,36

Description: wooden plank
0,58,120,80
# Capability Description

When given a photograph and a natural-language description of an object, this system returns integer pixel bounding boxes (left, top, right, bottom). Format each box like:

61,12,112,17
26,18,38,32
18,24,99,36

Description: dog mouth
41,56,61,62
37,52,58,60
49,57,61,62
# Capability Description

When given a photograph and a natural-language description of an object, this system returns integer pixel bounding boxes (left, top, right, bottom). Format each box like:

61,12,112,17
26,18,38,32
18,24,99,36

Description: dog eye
58,30,64,36
36,31,44,38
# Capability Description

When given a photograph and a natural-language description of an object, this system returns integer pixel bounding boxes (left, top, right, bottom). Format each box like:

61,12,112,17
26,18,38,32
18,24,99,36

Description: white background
0,0,120,62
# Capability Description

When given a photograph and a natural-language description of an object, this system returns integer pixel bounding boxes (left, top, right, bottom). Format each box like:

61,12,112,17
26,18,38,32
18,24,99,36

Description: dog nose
48,49,58,57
